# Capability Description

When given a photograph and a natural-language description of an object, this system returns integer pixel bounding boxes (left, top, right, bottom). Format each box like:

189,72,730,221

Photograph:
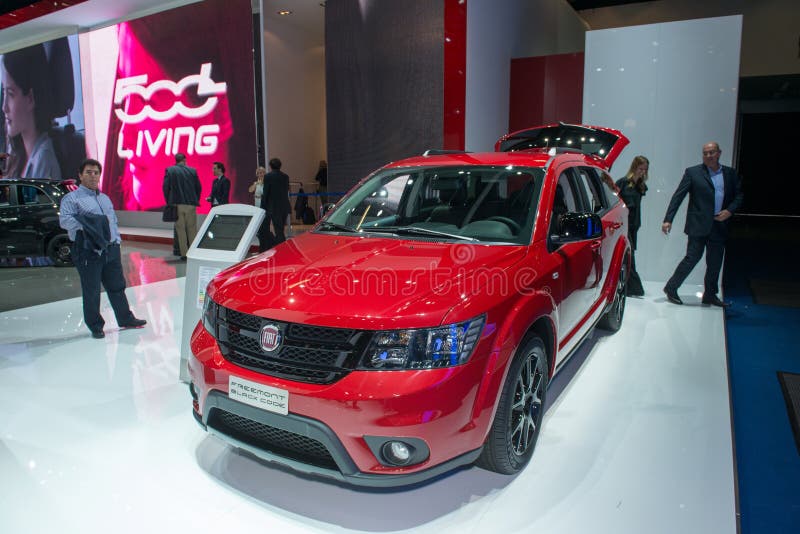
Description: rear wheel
477,335,548,474
598,259,627,331
47,234,73,267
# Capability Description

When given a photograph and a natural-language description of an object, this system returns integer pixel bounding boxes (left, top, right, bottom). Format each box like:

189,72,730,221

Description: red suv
189,123,630,486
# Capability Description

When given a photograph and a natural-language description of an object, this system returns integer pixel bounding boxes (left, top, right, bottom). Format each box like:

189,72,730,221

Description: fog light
382,441,413,465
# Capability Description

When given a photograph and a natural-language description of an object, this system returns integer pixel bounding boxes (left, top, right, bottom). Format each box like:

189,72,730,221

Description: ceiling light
277,10,292,16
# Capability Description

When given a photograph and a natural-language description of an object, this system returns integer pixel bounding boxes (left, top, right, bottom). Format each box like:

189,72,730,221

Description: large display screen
196,214,253,251
0,35,85,180
78,0,256,214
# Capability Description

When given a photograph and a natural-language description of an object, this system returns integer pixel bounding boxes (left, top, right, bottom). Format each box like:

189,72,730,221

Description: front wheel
598,259,627,331
477,335,549,475
47,234,73,267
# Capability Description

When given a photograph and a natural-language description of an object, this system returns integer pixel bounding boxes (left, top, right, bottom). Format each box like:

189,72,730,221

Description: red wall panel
443,0,467,150
509,52,584,132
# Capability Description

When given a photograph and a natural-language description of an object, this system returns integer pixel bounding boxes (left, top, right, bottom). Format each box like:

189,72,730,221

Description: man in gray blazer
661,142,743,306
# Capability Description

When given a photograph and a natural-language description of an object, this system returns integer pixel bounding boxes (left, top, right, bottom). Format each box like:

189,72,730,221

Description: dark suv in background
0,177,78,266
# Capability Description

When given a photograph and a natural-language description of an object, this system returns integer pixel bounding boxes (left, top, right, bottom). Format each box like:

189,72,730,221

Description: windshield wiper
318,221,359,233
362,226,478,242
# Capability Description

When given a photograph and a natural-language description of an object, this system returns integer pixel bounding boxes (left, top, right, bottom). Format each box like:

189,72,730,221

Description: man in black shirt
259,157,292,251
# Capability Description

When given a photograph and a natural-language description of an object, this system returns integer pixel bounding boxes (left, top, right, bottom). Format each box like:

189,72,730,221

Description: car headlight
360,316,485,370
202,296,218,337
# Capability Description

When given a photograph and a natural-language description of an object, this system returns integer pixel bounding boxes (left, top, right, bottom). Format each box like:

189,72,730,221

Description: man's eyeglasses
702,150,719,156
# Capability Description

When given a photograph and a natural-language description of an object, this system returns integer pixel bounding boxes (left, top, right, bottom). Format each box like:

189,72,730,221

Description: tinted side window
575,168,603,213
19,185,52,206
574,167,605,214
594,169,620,207
0,185,11,206
550,171,582,237
554,172,580,214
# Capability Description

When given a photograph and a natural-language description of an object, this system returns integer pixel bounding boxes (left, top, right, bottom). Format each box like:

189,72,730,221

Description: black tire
47,234,73,267
598,259,627,331
477,335,549,474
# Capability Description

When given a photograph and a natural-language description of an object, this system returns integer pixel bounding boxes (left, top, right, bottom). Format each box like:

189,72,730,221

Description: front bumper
189,324,494,487
192,390,482,487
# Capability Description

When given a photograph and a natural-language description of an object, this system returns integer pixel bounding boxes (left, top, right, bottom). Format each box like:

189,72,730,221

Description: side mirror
551,212,602,245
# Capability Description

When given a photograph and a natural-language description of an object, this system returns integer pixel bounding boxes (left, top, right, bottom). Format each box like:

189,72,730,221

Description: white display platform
0,280,735,533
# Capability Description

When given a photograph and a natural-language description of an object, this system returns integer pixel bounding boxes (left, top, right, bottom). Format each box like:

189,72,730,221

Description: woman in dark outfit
616,155,649,296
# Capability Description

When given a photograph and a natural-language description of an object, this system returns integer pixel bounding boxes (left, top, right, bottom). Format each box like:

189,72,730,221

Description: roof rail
422,149,472,156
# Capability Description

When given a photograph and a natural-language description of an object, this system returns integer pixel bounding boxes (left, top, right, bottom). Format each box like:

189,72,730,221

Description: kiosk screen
197,214,253,251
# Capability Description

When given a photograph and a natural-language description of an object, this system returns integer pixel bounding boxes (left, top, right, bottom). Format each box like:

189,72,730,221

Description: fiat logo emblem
260,324,282,352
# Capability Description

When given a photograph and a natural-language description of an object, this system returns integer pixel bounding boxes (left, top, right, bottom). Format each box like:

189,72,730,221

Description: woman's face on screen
1,65,35,139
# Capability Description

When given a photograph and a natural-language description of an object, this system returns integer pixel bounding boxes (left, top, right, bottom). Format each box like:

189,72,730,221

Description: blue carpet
724,219,800,533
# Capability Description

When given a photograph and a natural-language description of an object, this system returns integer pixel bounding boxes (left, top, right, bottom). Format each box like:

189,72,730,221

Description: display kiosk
179,203,265,382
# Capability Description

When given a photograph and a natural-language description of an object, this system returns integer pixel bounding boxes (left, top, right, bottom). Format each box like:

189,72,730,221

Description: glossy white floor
0,279,735,534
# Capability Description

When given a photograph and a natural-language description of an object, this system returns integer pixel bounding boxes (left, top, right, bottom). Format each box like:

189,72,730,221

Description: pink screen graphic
80,0,256,213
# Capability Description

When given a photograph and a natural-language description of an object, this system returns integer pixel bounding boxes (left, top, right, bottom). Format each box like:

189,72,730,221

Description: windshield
320,165,544,245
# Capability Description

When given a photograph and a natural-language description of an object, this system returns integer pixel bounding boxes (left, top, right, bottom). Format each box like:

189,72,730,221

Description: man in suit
259,157,292,252
207,161,230,206
163,153,202,259
662,142,743,306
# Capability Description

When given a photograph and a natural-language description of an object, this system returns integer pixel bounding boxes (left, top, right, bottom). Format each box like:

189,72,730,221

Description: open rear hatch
495,122,629,170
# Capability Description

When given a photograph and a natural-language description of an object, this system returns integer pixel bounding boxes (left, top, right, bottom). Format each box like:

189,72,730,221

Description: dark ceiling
0,0,655,31
0,1,88,30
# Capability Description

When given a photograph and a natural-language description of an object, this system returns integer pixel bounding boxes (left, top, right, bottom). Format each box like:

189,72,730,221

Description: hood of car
494,122,629,170
207,232,528,330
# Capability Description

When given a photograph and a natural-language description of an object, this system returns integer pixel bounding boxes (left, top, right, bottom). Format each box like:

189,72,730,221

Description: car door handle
590,240,602,250
1,217,19,222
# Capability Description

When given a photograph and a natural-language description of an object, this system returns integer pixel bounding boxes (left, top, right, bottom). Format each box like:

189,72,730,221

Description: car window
550,171,581,237
18,185,52,206
576,167,606,214
323,165,544,244
595,169,620,207
554,171,579,214
0,185,11,206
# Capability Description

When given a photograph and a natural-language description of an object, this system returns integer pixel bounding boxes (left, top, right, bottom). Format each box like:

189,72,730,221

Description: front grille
226,308,267,330
216,307,371,384
288,323,353,344
209,409,337,469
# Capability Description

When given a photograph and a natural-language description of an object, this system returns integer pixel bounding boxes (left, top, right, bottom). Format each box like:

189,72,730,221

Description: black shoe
702,295,729,307
663,286,683,305
91,330,105,339
120,318,147,328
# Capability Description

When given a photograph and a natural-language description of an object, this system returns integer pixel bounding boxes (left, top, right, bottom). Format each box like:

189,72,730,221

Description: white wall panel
466,0,585,152
583,15,742,287
263,13,326,191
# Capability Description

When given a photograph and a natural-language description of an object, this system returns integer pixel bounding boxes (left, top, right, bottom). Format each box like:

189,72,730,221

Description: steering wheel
486,216,521,233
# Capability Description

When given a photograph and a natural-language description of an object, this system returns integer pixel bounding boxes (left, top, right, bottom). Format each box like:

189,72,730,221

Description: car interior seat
427,180,469,225
44,37,86,181
505,179,535,227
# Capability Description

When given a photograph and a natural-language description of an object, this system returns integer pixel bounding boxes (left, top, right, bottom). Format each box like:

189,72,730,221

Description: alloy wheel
510,351,545,456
